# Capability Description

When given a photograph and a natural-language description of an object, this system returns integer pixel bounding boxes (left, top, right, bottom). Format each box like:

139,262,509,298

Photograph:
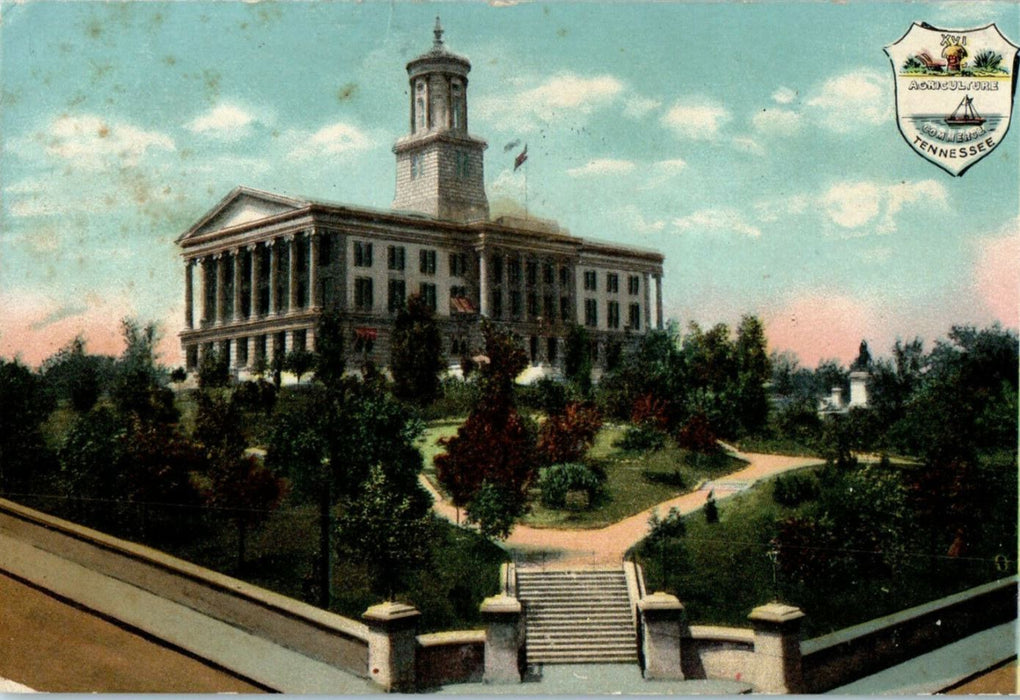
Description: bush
772,472,820,507
422,377,479,420
536,402,603,465
675,413,719,453
517,378,569,415
614,424,666,451
646,506,686,543
538,462,606,510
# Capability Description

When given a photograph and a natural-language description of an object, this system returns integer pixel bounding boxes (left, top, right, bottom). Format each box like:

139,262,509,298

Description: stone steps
517,567,637,665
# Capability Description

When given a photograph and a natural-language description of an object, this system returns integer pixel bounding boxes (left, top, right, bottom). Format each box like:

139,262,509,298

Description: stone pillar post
249,244,260,319
480,594,522,684
200,258,212,326
215,254,227,325
308,230,319,309
306,326,316,352
232,250,244,322
638,592,685,680
362,601,421,692
268,241,279,315
748,603,804,694
184,260,194,329
287,235,299,314
478,250,489,317
654,273,663,330
642,272,652,332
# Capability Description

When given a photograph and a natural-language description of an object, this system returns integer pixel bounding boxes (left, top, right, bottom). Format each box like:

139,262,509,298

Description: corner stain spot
163,55,177,66
97,124,110,139
557,27,567,38
337,83,358,102
86,20,103,39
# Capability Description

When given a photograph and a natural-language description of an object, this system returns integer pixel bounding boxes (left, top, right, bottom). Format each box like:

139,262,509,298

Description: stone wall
416,630,486,689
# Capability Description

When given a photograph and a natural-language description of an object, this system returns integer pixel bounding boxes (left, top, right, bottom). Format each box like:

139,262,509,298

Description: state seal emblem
885,23,1018,176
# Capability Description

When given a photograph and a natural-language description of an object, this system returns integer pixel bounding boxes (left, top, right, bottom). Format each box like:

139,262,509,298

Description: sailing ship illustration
945,95,986,126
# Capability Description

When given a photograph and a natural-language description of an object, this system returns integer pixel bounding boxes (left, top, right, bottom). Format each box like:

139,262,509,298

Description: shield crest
886,23,1018,176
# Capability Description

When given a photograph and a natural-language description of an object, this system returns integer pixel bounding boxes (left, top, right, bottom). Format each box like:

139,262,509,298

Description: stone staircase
517,567,638,664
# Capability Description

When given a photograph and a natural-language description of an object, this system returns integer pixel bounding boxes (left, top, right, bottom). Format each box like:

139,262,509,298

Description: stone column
249,244,260,319
232,250,244,322
478,250,489,317
748,603,805,694
215,254,227,325
308,230,319,310
184,260,194,329
654,273,663,330
200,258,212,326
306,326,316,352
363,601,421,692
638,592,685,680
287,235,299,314
480,594,522,684
643,272,652,332
268,240,279,315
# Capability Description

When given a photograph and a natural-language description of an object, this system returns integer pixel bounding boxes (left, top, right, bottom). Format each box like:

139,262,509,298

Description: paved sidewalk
424,445,822,567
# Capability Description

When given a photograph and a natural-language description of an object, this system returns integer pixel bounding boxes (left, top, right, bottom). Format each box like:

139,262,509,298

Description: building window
255,335,267,363
583,270,597,291
560,266,570,286
507,259,522,285
543,294,554,319
629,303,641,330
354,241,373,267
585,299,598,327
388,279,406,312
547,337,558,363
420,249,437,275
186,345,198,370
419,282,437,311
560,296,571,322
450,284,468,299
491,256,503,282
415,80,427,132
355,277,374,310
527,292,539,318
607,273,619,294
451,81,464,129
526,261,537,286
388,245,405,271
492,289,503,317
629,275,640,295
608,301,620,329
510,290,522,318
450,252,468,277
543,263,555,285
411,153,424,179
319,234,333,267
529,336,538,364
455,151,471,179
293,329,307,351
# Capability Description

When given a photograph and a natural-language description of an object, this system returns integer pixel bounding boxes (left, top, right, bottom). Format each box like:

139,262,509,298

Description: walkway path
422,444,822,568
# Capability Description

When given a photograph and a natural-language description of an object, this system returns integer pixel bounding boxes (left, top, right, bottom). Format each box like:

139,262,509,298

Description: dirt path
423,446,822,568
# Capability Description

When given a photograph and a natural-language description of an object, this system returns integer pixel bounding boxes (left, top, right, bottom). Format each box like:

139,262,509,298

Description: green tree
111,319,176,423
314,307,346,392
0,358,56,495
40,336,112,412
598,324,684,424
198,348,230,389
564,324,593,395
337,464,435,599
284,348,316,384
206,453,285,570
734,315,771,436
390,294,445,406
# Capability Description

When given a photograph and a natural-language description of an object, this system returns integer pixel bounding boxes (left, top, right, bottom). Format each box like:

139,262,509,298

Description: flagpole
524,158,529,219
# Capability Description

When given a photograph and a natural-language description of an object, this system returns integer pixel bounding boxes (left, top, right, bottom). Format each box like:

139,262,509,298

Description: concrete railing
800,575,1018,692
0,498,372,681
415,630,485,689
681,625,755,683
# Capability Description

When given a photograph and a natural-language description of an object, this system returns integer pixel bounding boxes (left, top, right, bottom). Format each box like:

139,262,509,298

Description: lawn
635,453,1019,637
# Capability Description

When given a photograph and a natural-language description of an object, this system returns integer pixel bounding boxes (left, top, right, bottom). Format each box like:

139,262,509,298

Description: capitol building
177,20,664,374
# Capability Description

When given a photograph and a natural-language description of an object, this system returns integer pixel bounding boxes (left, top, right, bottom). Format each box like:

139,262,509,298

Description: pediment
179,187,308,241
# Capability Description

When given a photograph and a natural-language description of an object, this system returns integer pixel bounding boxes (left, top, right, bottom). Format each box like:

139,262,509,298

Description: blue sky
2,1,1018,367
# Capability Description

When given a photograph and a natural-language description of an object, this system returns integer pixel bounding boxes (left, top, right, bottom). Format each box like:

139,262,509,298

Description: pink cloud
765,293,878,367
0,293,184,368
974,224,1019,328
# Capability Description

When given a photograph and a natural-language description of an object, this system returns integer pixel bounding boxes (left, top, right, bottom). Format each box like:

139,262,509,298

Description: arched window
451,80,464,130
415,80,427,131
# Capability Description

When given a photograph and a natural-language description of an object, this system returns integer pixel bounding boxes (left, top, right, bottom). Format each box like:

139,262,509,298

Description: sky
1,1,1018,369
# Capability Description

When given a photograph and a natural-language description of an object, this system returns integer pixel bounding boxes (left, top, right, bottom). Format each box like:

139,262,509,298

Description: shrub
536,402,603,465
631,394,670,431
646,506,686,543
675,413,719,453
538,462,606,510
615,424,666,451
518,378,568,415
773,472,820,507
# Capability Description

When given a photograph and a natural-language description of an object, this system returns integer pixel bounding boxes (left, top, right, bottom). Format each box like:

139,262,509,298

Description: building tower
392,18,489,222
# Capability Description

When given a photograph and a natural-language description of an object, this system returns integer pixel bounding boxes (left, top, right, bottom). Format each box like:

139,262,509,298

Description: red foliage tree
537,402,603,466
675,413,720,454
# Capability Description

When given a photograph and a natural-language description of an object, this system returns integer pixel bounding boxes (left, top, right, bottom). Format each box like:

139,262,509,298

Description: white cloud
616,205,666,234
772,86,798,105
751,108,802,136
288,122,374,160
623,95,662,119
672,209,761,238
754,195,810,223
806,70,891,132
35,114,174,170
566,158,635,177
732,137,765,156
654,158,687,174
636,158,688,190
660,99,731,139
821,179,949,233
186,104,257,139
476,73,624,132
